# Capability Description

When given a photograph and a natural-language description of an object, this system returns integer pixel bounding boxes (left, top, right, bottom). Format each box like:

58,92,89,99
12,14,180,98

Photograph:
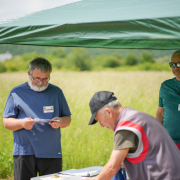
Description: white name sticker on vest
43,106,54,113
178,104,180,111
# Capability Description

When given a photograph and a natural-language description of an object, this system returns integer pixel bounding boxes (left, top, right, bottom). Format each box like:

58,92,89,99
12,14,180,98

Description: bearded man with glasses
156,50,180,150
3,57,71,180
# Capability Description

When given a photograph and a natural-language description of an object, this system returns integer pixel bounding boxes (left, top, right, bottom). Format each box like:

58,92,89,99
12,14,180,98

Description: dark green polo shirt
159,77,180,142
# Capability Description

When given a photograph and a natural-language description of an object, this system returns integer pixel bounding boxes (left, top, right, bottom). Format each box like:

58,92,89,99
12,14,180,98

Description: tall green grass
0,71,173,179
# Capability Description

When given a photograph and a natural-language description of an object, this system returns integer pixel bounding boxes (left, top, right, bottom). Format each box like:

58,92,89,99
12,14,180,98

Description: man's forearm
85,149,129,180
3,117,35,131
59,116,71,128
94,162,120,180
3,117,24,131
156,114,163,124
156,107,164,124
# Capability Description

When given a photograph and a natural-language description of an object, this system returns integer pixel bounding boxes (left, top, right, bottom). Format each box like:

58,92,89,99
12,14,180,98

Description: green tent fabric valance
0,0,180,49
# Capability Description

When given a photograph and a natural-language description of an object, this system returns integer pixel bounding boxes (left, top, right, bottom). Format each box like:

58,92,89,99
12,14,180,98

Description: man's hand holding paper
22,117,35,130
49,116,71,129
49,117,61,129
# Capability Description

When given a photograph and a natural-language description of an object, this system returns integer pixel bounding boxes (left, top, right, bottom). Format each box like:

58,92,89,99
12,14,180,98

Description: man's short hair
29,57,52,74
99,100,121,115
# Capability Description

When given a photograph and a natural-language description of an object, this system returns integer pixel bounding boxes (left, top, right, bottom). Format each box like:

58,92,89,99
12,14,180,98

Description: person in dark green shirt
156,50,180,150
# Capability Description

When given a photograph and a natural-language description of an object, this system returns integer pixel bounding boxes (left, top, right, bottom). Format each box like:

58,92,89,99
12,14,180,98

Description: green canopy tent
0,0,180,49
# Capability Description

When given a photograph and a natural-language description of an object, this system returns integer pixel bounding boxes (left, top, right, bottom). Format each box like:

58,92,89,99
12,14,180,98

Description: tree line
0,47,171,73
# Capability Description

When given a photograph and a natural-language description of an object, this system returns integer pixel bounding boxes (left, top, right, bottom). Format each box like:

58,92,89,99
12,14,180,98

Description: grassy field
0,71,173,179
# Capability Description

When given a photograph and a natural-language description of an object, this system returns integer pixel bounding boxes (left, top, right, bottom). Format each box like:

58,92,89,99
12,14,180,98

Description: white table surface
31,166,103,180
30,166,129,180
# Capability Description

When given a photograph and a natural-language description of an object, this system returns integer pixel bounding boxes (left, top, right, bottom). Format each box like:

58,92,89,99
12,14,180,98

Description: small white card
43,106,54,113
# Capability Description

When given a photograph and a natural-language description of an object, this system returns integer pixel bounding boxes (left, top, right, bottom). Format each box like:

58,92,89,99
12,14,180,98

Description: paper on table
34,118,59,123
39,174,81,180
35,174,81,180
59,166,103,177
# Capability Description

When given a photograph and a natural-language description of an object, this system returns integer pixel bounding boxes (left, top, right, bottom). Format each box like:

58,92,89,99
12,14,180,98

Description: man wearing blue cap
85,91,180,180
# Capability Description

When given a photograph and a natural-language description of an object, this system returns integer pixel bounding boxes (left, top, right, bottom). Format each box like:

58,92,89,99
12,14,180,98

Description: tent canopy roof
0,0,180,49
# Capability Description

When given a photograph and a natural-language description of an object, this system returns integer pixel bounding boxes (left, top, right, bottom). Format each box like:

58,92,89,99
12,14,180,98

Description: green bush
125,53,138,66
65,48,91,71
103,57,120,68
94,55,121,68
140,51,155,63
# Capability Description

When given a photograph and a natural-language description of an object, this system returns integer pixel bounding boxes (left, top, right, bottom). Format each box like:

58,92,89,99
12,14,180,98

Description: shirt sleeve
113,130,138,153
158,85,164,107
3,93,18,118
60,90,71,117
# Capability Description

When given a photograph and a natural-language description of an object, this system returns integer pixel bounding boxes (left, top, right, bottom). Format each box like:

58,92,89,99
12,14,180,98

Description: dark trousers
13,155,62,180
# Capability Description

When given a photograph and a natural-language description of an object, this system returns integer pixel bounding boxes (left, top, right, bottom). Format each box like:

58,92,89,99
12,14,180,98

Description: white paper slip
40,175,81,180
31,173,81,180
59,166,103,177
34,118,59,123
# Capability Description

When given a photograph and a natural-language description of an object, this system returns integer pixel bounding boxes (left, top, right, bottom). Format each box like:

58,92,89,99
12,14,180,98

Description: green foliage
65,48,91,71
21,52,43,63
0,52,44,73
47,47,66,58
125,53,138,66
103,57,121,68
94,55,121,68
0,47,174,72
51,58,65,69
112,53,123,60
4,60,18,72
140,51,155,63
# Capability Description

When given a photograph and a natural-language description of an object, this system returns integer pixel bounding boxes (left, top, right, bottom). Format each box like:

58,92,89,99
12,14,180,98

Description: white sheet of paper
59,166,103,177
34,118,59,123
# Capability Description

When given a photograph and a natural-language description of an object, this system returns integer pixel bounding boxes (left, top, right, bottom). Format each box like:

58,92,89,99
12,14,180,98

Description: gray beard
28,77,48,92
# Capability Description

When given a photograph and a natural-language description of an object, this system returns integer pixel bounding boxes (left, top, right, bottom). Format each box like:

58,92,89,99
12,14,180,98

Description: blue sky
0,0,80,22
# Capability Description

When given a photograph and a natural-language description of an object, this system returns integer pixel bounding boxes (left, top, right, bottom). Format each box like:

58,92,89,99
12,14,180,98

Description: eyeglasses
169,62,180,68
31,75,50,83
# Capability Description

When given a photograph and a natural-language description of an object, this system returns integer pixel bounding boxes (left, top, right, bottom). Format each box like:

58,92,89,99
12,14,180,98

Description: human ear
105,108,112,118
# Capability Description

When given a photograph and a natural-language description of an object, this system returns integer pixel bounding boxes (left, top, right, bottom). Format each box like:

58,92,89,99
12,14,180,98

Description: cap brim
88,112,97,125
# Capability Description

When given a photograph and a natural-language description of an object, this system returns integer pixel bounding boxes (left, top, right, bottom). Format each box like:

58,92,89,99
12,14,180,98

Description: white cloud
0,0,81,22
